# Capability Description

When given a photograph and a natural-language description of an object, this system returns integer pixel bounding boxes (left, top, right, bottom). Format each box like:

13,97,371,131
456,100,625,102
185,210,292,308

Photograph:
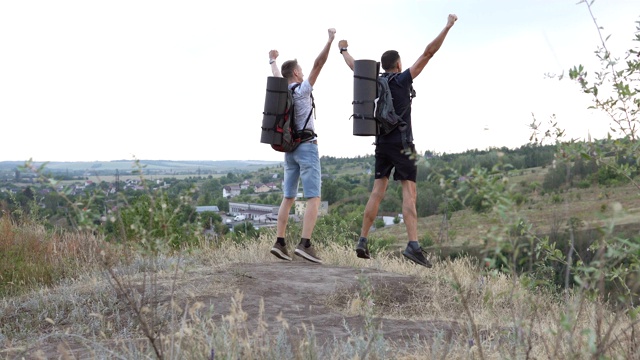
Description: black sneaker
355,238,371,259
402,244,433,268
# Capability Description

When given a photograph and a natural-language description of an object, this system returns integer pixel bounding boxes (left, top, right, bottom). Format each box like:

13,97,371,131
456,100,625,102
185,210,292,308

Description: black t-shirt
376,68,414,144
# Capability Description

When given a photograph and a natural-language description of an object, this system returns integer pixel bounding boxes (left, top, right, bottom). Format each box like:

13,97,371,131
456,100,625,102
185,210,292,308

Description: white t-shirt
289,80,315,133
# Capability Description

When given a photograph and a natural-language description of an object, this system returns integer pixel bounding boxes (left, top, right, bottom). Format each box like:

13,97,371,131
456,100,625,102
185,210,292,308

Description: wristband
269,59,275,64
339,48,348,54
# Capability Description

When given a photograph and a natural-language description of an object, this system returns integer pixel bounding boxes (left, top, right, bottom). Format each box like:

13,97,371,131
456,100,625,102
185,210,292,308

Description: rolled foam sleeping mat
261,76,289,144
353,59,378,136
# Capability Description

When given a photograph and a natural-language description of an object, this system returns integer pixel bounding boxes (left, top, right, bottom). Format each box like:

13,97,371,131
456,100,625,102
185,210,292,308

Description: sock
408,241,420,250
276,237,285,246
358,236,367,243
301,238,311,248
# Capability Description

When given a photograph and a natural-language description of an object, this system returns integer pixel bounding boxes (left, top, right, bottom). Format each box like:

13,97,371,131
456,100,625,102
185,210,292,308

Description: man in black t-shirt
339,14,458,267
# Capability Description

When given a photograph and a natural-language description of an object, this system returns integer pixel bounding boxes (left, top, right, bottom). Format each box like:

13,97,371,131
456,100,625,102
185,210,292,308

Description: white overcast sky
0,0,638,162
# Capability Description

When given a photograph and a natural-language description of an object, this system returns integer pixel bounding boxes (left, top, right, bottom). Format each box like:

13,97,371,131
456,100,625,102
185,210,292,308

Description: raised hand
447,14,458,28
328,28,336,41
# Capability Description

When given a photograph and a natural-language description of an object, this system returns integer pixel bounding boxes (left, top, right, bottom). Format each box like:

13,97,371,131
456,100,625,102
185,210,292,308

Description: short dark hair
381,50,400,71
281,59,298,79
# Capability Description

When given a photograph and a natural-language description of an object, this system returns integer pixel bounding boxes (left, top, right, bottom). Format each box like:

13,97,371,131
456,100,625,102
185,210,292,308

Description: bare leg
401,180,418,241
301,197,320,239
277,197,295,238
360,177,389,238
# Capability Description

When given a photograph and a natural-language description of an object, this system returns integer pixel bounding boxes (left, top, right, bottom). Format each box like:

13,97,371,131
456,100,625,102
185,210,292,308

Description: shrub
551,193,563,204
420,232,434,248
577,179,591,189
367,235,396,255
513,192,527,206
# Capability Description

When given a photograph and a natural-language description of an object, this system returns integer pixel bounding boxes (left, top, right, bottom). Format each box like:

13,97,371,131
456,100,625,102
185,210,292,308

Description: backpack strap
262,87,290,118
351,75,376,106
384,73,413,118
290,83,317,140
353,74,377,82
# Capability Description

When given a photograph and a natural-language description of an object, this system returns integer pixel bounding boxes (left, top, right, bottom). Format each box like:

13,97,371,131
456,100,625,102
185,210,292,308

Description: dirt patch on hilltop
200,261,463,347
9,260,473,358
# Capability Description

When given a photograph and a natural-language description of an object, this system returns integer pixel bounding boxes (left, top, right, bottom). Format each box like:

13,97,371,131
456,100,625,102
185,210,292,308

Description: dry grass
324,242,638,359
0,216,109,296
1,221,638,359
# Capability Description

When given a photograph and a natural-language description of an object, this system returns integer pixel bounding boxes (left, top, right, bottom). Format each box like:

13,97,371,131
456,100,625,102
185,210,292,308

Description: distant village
1,166,403,231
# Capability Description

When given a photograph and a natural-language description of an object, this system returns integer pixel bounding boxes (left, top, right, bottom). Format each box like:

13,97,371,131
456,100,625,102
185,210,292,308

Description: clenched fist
447,14,458,28
328,28,336,41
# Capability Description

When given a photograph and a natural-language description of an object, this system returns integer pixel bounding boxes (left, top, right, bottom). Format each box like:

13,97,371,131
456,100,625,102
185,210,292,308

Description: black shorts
374,143,417,182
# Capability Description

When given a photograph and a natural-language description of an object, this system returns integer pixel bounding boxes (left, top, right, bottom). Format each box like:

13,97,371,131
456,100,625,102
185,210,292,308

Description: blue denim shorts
283,142,321,198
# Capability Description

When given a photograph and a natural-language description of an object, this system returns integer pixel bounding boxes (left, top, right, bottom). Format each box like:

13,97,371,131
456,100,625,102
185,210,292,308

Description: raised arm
269,49,282,77
307,28,336,86
409,14,457,79
338,40,355,72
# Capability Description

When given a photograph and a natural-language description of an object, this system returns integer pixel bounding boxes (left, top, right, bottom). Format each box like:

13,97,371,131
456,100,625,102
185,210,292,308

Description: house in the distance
240,180,252,190
123,179,144,191
228,202,280,222
254,183,271,193
294,200,329,217
223,185,241,198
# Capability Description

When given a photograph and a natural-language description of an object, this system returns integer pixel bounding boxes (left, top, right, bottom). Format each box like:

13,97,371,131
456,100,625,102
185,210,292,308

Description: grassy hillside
1,155,639,358
371,165,640,252
1,219,637,359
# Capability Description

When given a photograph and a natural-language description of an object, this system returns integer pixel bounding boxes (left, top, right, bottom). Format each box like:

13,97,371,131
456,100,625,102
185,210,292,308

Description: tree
216,198,229,213
112,192,198,249
199,211,222,230
528,1,640,313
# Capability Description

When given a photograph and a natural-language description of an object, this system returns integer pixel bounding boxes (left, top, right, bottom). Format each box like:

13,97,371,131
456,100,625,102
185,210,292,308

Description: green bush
543,162,569,191
551,194,563,204
367,235,396,256
469,193,491,213
576,180,591,189
232,221,259,241
513,192,527,206
420,233,434,248
110,192,200,250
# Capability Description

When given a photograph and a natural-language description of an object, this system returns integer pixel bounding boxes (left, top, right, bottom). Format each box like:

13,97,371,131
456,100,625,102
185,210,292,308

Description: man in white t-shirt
268,28,336,264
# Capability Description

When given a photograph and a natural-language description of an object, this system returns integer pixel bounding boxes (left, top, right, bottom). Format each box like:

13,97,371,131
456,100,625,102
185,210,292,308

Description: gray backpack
375,73,407,136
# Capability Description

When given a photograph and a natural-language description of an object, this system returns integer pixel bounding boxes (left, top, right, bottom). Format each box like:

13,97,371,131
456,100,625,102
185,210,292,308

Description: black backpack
269,83,315,153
